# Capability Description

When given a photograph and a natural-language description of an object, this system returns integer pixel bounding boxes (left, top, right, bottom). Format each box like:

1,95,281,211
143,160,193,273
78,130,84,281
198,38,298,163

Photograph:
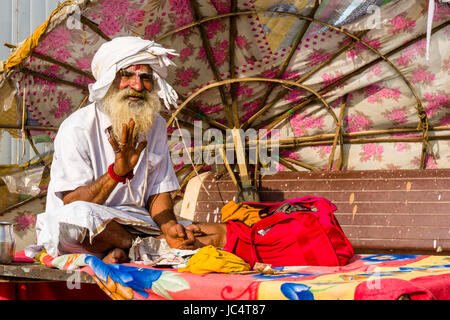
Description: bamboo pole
0,191,47,215
175,163,193,176
4,42,94,80
189,0,234,128
163,114,196,131
231,128,251,186
419,112,429,169
181,105,229,132
155,10,379,42
172,88,229,132
168,124,450,158
166,77,338,129
26,133,41,158
218,146,241,191
75,94,89,111
80,15,111,41
279,157,299,172
296,31,369,84
328,94,347,171
253,135,260,189
281,157,321,172
1,125,447,140
156,11,449,135
174,135,449,157
229,0,239,128
254,21,448,135
20,88,27,158
280,126,450,143
21,67,88,91
255,2,320,121
278,135,450,150
170,131,450,176
0,124,58,131
242,30,368,130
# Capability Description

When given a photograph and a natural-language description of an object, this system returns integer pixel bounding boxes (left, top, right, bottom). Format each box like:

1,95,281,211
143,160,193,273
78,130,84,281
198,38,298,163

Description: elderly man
35,37,226,263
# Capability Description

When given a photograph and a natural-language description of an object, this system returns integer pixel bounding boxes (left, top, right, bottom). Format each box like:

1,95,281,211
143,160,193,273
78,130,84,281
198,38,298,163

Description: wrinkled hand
164,223,202,249
108,119,147,176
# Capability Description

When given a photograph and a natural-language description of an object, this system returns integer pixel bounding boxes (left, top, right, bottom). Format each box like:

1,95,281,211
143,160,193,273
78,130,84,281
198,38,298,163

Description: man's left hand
164,223,202,249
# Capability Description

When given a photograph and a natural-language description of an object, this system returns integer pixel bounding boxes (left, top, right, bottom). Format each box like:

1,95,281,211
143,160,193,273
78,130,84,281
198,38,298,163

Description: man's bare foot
102,248,129,264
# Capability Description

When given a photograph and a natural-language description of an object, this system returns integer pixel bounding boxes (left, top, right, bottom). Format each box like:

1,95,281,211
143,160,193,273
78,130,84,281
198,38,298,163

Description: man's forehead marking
125,64,150,71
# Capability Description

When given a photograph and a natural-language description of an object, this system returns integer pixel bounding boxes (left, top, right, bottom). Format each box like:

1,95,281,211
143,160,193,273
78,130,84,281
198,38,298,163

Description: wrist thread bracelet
108,163,134,184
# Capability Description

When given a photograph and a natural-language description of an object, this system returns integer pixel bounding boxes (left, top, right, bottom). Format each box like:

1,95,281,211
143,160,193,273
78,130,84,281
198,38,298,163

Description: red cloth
224,196,354,267
354,278,435,300
0,251,109,300
13,250,34,263
410,274,450,300
0,281,109,300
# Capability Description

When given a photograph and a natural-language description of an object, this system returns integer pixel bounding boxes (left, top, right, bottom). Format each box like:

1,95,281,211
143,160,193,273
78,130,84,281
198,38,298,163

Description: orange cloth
220,201,262,227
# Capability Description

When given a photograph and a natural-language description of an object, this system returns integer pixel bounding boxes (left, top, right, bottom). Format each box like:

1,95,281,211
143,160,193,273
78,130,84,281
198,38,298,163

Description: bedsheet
28,250,450,300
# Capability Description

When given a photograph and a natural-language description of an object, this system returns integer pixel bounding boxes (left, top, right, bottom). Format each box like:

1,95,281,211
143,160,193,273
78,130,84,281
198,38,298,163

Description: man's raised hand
108,119,147,176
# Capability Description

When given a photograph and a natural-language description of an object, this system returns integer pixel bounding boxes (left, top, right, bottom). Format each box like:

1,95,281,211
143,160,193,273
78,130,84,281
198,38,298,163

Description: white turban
88,36,179,109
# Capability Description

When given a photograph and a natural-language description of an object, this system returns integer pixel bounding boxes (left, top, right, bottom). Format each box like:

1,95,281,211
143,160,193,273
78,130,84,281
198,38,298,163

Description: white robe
33,102,180,257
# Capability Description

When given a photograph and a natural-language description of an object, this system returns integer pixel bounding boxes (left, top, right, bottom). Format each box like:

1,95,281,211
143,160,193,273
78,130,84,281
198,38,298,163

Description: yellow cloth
220,201,262,227
4,1,73,70
254,0,308,52
178,245,250,274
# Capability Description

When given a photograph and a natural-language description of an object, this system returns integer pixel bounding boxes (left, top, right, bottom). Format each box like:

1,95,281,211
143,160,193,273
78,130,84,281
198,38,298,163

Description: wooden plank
0,262,95,284
193,201,450,214
258,169,450,180
194,211,224,223
336,213,450,227
341,225,450,240
259,190,450,202
180,172,208,220
333,202,450,214
198,177,449,192
196,190,450,204
190,169,450,253
212,169,450,181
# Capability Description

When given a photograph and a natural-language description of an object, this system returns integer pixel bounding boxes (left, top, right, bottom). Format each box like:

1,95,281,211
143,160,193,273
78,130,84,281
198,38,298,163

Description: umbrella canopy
0,0,449,206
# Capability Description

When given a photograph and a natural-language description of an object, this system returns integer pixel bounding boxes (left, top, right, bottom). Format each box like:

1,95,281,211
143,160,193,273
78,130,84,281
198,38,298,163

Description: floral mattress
25,250,450,300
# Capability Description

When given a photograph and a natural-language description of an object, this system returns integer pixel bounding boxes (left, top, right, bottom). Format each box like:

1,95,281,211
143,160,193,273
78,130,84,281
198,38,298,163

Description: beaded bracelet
108,163,134,184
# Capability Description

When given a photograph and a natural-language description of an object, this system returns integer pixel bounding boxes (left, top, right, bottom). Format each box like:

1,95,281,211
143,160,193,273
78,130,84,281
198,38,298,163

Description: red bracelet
108,163,134,184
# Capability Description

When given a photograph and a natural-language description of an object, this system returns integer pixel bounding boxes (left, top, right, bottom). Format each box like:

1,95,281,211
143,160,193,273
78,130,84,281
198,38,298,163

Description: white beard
100,85,161,142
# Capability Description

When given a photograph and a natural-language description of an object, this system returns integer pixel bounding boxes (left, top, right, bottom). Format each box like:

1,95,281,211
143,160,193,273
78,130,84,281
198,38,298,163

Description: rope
173,116,225,207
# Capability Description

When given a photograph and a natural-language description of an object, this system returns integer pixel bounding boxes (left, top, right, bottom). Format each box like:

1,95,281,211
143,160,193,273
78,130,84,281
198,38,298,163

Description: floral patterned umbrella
0,0,449,206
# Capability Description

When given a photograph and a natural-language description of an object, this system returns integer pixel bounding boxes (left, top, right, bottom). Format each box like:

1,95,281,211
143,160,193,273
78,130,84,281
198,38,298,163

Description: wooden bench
0,262,95,284
1,168,449,297
181,169,450,255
